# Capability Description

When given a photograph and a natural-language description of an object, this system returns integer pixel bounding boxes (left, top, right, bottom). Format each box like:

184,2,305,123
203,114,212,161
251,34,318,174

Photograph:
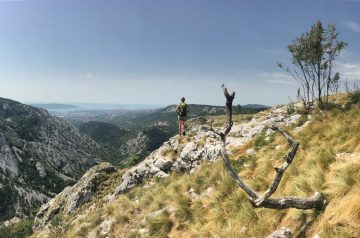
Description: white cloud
258,72,290,79
257,72,296,85
265,79,295,85
335,62,360,81
343,21,360,33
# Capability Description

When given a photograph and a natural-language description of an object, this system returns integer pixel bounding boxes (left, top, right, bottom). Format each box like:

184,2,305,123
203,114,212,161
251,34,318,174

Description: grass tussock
148,211,173,237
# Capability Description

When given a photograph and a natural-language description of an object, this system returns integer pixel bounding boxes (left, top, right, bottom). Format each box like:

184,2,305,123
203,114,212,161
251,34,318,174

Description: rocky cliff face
0,97,103,221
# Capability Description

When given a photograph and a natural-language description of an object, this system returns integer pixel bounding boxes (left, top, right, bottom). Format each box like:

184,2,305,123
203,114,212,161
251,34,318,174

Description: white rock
188,188,200,199
335,152,360,163
99,219,115,235
265,128,274,136
246,148,255,155
200,187,214,198
139,228,149,235
180,142,198,162
4,217,21,227
35,162,46,178
294,120,311,132
153,157,173,172
267,227,292,238
140,206,176,226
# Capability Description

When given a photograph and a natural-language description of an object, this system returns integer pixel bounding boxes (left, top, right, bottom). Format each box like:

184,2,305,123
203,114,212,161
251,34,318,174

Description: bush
345,81,360,105
296,114,308,127
124,155,142,167
148,213,173,237
253,133,270,151
174,206,192,223
0,219,33,238
286,102,296,115
348,90,360,105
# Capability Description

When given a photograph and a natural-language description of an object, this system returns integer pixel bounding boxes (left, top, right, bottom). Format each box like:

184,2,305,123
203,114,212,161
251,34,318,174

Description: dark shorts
178,115,187,121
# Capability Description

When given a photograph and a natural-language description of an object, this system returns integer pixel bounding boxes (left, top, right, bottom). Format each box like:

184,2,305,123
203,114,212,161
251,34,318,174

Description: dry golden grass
210,114,254,127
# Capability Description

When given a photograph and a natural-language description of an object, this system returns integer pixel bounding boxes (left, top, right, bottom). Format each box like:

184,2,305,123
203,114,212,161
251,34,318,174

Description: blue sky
0,0,359,106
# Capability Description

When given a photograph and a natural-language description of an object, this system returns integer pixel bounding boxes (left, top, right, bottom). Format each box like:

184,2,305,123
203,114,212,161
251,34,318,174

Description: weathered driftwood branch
254,126,299,206
212,84,326,210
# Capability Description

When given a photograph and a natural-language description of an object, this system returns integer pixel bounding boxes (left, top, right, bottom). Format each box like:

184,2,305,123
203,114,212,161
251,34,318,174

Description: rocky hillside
28,94,360,238
0,97,104,222
30,102,310,237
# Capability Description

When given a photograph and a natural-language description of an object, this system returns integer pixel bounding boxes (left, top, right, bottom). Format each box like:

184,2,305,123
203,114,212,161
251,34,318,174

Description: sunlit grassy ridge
35,96,360,238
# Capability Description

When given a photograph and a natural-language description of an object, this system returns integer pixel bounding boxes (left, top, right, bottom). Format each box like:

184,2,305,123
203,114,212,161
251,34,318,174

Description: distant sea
28,103,166,113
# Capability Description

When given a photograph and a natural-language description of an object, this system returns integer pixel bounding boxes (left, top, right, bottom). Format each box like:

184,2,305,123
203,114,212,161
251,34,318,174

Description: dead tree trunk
211,84,326,210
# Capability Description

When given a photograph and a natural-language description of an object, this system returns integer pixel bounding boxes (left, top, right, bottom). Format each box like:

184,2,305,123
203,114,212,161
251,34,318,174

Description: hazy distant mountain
29,103,78,110
242,104,271,109
0,97,104,221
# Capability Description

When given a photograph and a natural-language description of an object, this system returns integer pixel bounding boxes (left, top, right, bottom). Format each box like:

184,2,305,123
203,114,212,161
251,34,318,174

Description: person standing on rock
176,97,190,135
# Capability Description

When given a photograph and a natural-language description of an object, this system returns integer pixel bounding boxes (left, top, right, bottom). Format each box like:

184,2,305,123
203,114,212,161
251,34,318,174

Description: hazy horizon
1,0,359,106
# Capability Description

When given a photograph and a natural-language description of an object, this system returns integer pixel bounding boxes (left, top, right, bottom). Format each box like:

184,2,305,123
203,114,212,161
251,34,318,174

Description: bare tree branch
259,192,325,210
212,84,259,199
213,85,326,210
254,126,299,206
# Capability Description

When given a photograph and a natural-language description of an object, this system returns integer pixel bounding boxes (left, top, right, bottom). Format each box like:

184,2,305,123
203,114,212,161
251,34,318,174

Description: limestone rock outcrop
33,162,116,231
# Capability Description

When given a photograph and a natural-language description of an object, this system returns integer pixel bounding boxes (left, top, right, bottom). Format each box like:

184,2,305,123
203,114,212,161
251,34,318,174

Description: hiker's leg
179,120,184,134
178,119,181,134
181,120,186,135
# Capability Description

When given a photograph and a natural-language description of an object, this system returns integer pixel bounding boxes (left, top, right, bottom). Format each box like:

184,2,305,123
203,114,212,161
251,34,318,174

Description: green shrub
296,114,308,127
286,102,295,115
347,88,360,105
148,213,173,237
124,155,142,167
321,222,352,238
174,206,192,223
0,219,33,238
231,157,245,173
253,133,271,151
116,214,130,224
127,230,141,238
0,226,11,238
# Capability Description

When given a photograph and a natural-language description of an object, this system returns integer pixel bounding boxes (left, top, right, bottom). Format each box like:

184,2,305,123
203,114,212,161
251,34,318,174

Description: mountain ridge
0,97,105,221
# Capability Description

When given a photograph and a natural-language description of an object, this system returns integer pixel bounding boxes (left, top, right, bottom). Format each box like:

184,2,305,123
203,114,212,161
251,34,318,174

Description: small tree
278,20,347,108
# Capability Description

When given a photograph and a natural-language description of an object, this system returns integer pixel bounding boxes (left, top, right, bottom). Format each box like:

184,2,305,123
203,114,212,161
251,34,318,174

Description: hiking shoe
183,131,186,136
